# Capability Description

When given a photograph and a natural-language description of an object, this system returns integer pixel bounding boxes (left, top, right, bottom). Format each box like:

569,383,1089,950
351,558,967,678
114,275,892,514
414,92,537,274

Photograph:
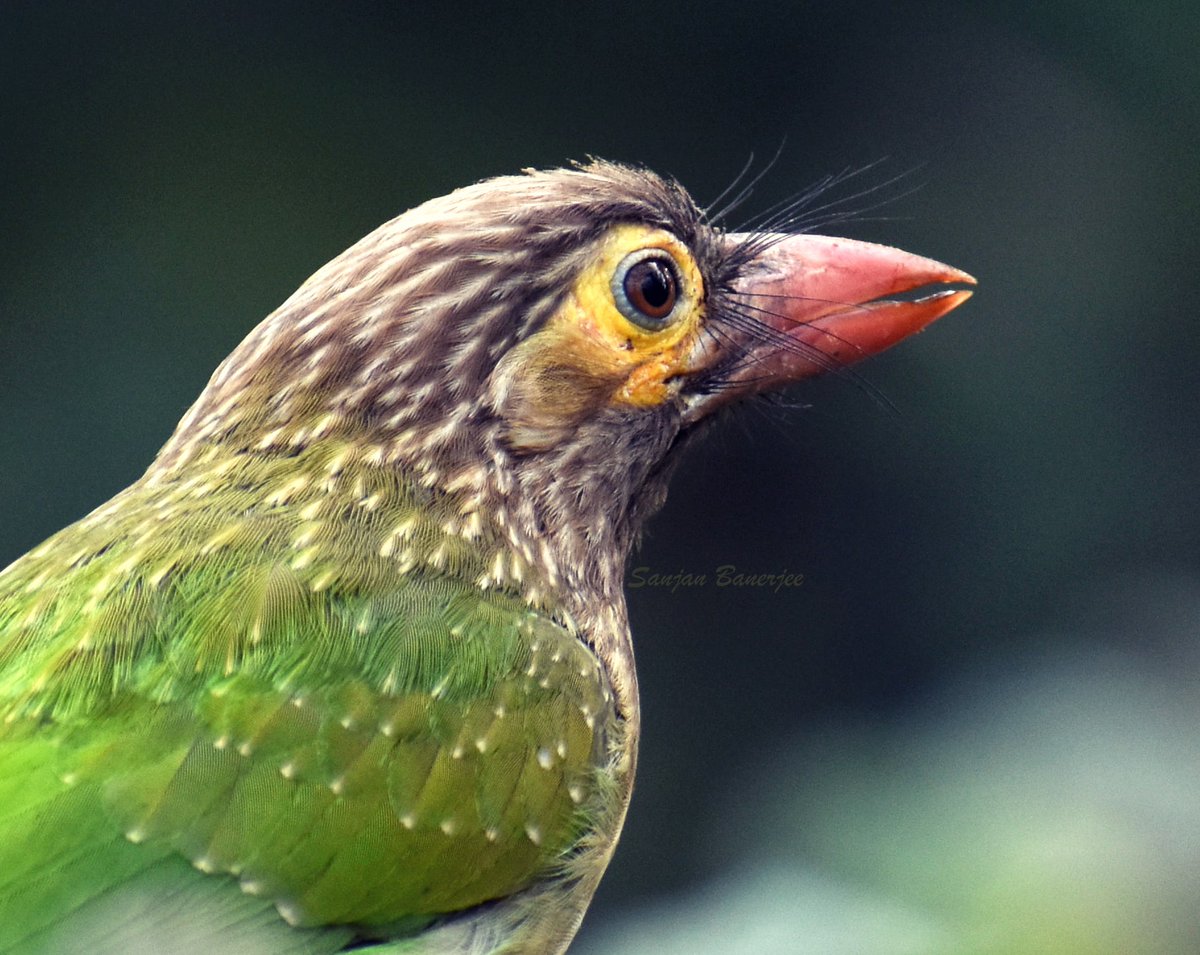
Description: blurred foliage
2,2,1197,951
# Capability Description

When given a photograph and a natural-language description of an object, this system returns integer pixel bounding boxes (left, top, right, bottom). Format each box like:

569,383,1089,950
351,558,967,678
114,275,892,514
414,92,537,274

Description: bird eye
612,249,681,330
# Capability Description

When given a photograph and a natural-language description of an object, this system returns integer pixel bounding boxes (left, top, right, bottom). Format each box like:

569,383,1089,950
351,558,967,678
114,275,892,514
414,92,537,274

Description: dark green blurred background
3,3,1199,952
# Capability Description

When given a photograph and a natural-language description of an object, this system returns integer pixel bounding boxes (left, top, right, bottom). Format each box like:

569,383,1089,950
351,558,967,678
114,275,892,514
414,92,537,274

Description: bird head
154,161,973,677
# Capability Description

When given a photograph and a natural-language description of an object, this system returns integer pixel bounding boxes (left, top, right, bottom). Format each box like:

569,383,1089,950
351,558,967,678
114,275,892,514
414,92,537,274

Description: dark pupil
637,263,671,308
626,259,676,318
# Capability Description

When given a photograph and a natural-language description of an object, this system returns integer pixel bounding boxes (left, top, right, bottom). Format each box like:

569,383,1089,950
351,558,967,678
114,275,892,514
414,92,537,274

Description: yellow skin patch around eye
550,224,707,408
491,224,710,453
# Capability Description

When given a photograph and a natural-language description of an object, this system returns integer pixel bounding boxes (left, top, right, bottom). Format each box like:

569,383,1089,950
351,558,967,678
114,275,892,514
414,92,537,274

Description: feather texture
0,438,619,951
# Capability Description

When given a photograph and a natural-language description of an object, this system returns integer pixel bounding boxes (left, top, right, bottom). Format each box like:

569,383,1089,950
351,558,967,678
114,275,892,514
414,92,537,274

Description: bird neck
145,419,652,718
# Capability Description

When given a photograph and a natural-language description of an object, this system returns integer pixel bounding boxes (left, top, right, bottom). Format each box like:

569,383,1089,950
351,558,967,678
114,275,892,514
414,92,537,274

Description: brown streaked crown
156,162,720,475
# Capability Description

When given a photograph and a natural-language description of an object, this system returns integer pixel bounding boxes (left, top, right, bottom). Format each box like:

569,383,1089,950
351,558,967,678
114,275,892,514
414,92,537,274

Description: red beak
686,233,975,415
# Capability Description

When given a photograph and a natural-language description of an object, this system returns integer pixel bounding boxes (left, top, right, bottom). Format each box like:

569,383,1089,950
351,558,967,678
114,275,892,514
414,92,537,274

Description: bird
0,161,973,954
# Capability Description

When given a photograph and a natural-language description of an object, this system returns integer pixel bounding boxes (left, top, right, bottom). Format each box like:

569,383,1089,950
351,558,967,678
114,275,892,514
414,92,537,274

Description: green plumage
0,440,615,952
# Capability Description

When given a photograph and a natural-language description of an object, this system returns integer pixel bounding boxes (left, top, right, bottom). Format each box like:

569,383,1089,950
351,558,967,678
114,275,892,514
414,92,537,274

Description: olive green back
0,442,615,952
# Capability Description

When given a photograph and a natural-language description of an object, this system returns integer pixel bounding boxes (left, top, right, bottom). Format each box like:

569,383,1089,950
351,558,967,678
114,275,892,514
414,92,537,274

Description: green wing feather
0,442,615,952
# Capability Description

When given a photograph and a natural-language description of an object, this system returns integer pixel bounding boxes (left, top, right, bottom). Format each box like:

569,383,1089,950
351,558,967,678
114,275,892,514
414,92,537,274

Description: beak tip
930,286,975,314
